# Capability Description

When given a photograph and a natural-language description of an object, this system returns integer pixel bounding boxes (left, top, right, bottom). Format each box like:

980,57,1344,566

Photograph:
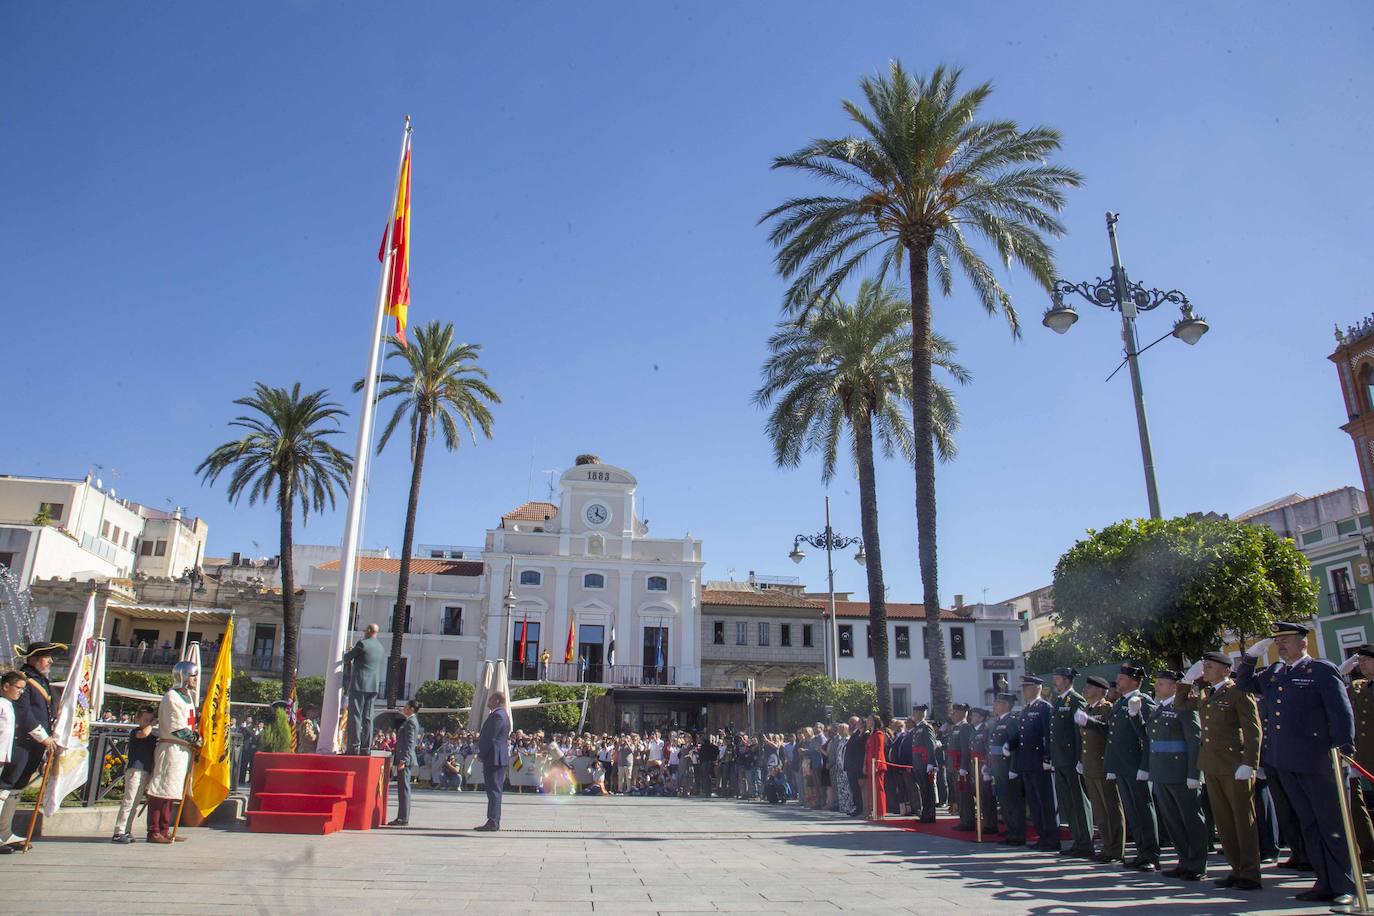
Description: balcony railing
103,645,283,675
1334,588,1359,616
510,662,676,686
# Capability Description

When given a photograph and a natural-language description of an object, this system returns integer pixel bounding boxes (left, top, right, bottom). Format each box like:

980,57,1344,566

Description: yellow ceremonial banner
190,619,234,816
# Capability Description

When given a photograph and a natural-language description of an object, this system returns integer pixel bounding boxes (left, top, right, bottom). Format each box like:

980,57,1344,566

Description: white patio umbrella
493,658,512,721
469,660,494,731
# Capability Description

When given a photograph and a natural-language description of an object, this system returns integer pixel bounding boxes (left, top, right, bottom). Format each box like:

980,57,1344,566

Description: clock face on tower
584,503,610,527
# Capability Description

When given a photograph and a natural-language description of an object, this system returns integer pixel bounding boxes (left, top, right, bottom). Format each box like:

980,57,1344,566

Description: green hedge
415,679,475,729
780,675,877,730
511,683,604,734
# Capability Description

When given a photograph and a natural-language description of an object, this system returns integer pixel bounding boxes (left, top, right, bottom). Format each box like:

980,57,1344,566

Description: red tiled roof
316,558,484,576
501,501,558,522
833,600,966,621
702,588,823,610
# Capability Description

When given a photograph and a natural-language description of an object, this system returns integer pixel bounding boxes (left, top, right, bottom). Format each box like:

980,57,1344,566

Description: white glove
1073,709,1089,727
1042,761,1053,771
1343,655,1361,676
1127,697,1142,718
926,764,937,774
1255,766,1266,781
1075,762,1084,775
958,769,967,777
1001,743,1010,756
981,766,993,782
1234,764,1254,780
1186,777,1201,790
1106,772,1117,781
1009,770,1019,780
1184,660,1205,683
1136,769,1150,782
1245,638,1273,659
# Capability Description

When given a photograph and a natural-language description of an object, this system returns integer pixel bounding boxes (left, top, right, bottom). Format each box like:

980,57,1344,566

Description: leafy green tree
294,675,325,711
231,675,283,705
31,505,53,526
511,683,602,734
256,708,294,753
196,383,352,700
415,679,475,729
1023,629,1119,678
756,280,967,719
1053,516,1318,670
780,675,879,729
357,321,500,705
763,63,1081,719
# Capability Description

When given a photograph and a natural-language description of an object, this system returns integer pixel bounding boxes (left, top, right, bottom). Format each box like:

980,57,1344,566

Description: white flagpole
317,116,412,754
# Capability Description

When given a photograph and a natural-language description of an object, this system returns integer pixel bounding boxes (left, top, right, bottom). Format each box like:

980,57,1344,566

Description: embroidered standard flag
190,619,234,817
380,133,412,347
564,613,576,664
41,594,97,816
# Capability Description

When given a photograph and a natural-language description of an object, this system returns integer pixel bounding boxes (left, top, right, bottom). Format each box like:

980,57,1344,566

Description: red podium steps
246,754,390,835
247,769,352,834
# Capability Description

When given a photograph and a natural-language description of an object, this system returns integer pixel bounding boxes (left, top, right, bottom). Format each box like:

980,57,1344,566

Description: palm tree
755,280,968,718
196,383,352,700
359,320,500,705
762,63,1081,718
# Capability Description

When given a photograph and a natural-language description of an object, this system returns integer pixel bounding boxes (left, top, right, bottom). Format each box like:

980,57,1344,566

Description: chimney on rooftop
954,594,964,610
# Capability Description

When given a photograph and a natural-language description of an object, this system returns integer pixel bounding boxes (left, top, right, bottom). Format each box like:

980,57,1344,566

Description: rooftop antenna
526,451,535,501
542,468,559,503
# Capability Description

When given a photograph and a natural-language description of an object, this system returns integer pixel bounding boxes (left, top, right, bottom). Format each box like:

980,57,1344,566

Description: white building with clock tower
480,454,705,689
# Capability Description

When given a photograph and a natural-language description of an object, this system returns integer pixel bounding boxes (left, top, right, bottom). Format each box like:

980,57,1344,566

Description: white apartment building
835,599,1024,712
0,473,208,584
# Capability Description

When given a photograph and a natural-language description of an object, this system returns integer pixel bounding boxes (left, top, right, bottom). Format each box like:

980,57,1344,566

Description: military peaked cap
1271,620,1311,636
1201,651,1232,666
1119,663,1147,679
1085,675,1110,690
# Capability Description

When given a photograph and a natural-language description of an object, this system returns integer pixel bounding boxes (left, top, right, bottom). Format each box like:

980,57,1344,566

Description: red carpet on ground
876,814,1071,844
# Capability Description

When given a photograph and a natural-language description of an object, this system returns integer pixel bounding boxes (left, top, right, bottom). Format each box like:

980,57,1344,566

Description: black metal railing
83,724,246,807
1335,588,1359,615
102,645,282,675
509,662,676,686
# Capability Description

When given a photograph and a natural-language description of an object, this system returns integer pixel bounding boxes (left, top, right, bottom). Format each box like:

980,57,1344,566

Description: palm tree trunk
387,411,429,706
853,408,891,721
908,242,952,721
279,484,298,702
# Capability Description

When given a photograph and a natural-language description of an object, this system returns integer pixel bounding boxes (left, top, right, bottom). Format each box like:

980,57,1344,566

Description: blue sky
3,2,1373,606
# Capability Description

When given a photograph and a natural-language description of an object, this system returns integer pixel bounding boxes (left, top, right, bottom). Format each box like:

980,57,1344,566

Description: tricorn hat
14,640,66,661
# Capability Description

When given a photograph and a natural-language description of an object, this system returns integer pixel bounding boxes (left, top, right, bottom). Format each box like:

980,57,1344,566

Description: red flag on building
517,615,528,664
564,613,576,664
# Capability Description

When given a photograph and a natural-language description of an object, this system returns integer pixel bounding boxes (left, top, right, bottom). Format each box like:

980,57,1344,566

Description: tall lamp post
1042,212,1210,520
501,564,516,671
789,495,865,683
179,547,206,658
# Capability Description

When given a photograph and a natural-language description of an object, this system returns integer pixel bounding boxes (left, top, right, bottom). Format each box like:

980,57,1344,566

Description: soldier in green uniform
1049,666,1093,858
1178,651,1263,890
952,703,977,830
909,706,939,823
1339,645,1374,871
989,692,1025,845
1108,663,1161,871
1077,675,1124,862
1146,669,1207,881
969,707,998,835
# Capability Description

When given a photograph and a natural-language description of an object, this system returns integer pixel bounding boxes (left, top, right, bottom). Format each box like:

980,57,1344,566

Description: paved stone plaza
3,791,1363,914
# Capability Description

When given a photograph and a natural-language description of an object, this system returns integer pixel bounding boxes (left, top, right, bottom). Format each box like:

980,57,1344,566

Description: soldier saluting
1049,666,1092,859
1236,620,1356,907
1177,650,1263,891
1145,669,1207,882
1108,663,1160,871
1075,674,1125,862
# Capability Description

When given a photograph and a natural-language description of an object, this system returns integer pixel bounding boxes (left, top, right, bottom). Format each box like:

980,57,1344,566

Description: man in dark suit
389,698,420,826
343,624,384,755
475,691,511,831
1237,620,1357,907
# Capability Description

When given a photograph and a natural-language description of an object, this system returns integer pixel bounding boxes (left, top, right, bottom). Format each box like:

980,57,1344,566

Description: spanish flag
380,124,412,347
564,613,576,664
190,619,234,817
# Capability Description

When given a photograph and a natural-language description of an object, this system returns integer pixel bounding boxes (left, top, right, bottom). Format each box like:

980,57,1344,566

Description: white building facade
835,600,1025,712
297,457,705,695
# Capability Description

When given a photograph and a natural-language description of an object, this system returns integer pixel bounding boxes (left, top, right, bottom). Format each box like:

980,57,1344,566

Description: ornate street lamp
1043,212,1210,520
789,496,863,683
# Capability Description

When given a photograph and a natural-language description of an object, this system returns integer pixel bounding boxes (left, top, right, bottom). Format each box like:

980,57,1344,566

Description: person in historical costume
0,641,64,849
863,713,888,819
145,661,200,845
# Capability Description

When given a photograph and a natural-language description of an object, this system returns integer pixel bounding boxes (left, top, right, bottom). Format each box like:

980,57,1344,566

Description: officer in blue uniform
988,692,1025,845
1017,674,1059,851
1236,620,1357,907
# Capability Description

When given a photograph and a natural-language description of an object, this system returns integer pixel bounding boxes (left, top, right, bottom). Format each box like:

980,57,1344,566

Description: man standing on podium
475,691,511,832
